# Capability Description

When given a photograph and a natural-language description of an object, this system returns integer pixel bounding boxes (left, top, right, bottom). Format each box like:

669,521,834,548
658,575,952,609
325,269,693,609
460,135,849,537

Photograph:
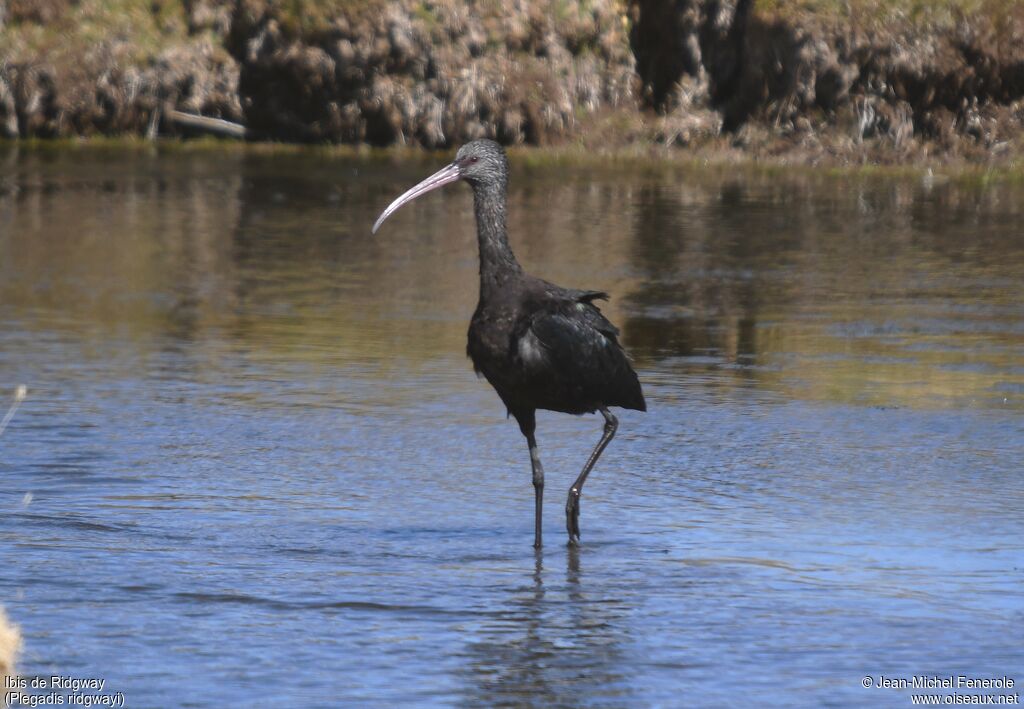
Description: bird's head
372,139,507,234
453,139,508,188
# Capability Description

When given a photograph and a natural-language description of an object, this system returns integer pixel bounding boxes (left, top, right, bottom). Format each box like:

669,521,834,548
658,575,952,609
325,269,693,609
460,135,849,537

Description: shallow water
0,146,1022,707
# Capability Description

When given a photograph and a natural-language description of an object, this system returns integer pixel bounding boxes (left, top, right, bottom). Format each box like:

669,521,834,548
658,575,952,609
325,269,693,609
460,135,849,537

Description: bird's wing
514,292,644,410
541,287,618,334
571,289,610,304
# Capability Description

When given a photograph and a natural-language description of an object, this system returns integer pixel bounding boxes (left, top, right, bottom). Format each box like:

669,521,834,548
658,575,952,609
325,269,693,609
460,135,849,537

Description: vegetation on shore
0,0,1022,166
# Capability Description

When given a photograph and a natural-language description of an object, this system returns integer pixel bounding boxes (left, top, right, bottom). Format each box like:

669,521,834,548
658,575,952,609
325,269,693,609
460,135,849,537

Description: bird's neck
473,182,522,297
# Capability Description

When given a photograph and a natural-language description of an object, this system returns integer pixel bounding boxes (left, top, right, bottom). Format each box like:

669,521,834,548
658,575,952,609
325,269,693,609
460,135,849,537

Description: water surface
1,146,1022,707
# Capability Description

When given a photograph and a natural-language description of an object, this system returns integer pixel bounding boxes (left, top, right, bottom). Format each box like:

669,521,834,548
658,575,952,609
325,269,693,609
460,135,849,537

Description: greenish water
0,145,1021,707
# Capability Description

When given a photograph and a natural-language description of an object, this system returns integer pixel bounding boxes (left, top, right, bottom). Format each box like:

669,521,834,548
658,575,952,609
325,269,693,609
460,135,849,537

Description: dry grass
754,0,1023,31
273,0,388,38
1,0,241,138
2,0,1023,153
0,0,193,63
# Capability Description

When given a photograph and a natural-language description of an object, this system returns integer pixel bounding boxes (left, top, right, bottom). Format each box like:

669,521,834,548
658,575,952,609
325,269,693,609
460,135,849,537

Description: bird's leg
566,407,617,545
529,440,545,548
518,411,544,548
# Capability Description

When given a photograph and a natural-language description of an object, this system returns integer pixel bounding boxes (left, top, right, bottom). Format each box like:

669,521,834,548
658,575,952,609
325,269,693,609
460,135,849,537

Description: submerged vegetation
0,0,1022,165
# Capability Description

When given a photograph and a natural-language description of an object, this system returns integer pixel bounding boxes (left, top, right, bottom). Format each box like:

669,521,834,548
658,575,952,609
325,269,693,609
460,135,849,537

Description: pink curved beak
371,163,462,234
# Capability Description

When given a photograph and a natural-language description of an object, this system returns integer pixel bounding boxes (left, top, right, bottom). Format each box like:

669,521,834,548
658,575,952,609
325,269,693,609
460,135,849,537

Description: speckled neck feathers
471,179,522,297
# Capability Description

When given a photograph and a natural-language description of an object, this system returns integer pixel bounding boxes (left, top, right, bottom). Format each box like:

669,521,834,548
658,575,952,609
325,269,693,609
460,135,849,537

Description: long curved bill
372,163,461,234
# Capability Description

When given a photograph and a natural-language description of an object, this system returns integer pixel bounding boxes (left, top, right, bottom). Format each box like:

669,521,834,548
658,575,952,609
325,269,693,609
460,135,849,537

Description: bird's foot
565,487,581,545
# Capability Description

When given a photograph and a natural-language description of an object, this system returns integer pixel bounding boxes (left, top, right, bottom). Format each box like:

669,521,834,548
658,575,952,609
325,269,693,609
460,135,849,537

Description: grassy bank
1,0,1022,163
4,134,1023,189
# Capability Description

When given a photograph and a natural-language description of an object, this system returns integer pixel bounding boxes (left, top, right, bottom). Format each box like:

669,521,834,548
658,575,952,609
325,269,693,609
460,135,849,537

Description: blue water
1,147,1022,707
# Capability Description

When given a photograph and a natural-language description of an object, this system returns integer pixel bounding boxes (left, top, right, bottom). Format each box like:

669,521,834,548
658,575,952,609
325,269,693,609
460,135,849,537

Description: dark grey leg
566,407,617,545
517,411,544,548
529,438,545,548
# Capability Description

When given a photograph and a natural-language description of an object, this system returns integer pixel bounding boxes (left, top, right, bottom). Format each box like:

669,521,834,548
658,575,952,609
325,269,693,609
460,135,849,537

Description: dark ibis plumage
372,139,645,547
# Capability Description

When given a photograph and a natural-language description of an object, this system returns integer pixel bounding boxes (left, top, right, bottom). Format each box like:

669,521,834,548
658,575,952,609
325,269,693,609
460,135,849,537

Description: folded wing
515,291,646,412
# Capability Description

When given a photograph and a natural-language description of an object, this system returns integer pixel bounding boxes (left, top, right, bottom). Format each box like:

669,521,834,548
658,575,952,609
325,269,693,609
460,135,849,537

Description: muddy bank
631,0,1024,163
0,0,242,138
227,0,635,145
1,0,1022,163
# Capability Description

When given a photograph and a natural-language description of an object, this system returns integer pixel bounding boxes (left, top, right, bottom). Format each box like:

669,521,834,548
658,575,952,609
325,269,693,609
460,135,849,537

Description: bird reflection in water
457,549,635,706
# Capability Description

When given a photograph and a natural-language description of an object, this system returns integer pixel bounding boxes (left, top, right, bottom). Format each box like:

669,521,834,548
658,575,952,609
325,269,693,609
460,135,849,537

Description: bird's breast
467,311,513,369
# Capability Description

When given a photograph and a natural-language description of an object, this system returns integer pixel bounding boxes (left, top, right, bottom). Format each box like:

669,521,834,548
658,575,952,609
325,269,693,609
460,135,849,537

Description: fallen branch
166,110,248,139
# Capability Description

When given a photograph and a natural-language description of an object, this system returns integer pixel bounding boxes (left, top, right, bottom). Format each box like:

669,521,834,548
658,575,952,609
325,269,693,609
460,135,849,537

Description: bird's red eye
470,157,479,164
